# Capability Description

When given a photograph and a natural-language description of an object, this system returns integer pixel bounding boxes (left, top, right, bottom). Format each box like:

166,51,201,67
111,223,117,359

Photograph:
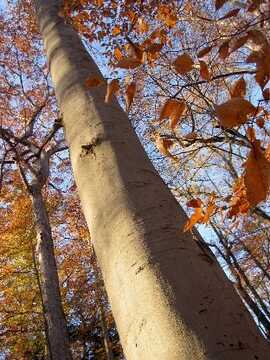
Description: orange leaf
85,76,104,88
105,79,120,103
137,18,149,33
184,207,204,232
112,25,121,36
173,53,194,74
230,77,246,98
115,58,142,69
199,60,211,80
114,47,123,61
215,98,256,128
125,82,136,111
160,99,186,129
244,140,270,207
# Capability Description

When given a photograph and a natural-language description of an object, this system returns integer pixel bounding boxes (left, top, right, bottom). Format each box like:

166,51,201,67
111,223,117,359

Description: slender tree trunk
30,236,53,359
31,184,72,360
35,1,269,358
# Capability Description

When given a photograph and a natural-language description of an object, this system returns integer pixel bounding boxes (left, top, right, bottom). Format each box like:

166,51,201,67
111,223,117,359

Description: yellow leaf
125,82,136,111
105,79,119,103
173,53,193,74
85,76,104,88
244,140,270,207
160,99,186,129
199,60,211,80
230,77,246,98
215,98,256,128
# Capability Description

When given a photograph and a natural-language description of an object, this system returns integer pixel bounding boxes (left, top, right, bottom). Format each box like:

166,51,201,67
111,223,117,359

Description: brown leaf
230,77,246,98
256,117,265,128
199,60,211,80
247,29,269,48
105,79,120,103
173,53,194,74
160,99,186,129
219,8,240,20
215,98,256,128
215,0,228,10
155,135,174,158
125,82,136,111
115,58,142,69
244,140,270,207
197,46,212,58
186,199,202,208
218,41,230,59
247,127,256,143
230,35,249,53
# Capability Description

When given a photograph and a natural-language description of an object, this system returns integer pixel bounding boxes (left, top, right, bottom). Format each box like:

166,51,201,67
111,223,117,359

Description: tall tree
34,0,269,359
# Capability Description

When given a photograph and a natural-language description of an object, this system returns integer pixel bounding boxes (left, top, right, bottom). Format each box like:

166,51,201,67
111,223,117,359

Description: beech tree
28,0,270,359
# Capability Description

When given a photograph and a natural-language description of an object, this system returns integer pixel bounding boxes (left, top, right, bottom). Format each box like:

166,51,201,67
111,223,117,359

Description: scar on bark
80,136,102,158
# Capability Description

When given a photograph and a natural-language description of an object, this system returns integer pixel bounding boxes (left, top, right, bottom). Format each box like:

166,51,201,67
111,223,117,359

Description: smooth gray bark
35,0,270,358
31,184,72,360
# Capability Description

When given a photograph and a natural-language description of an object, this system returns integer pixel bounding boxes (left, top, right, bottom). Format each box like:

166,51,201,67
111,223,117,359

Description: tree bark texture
35,0,270,358
31,185,72,360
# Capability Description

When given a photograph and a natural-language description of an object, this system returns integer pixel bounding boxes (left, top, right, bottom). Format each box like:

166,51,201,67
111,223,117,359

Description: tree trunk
31,184,72,360
35,0,269,358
